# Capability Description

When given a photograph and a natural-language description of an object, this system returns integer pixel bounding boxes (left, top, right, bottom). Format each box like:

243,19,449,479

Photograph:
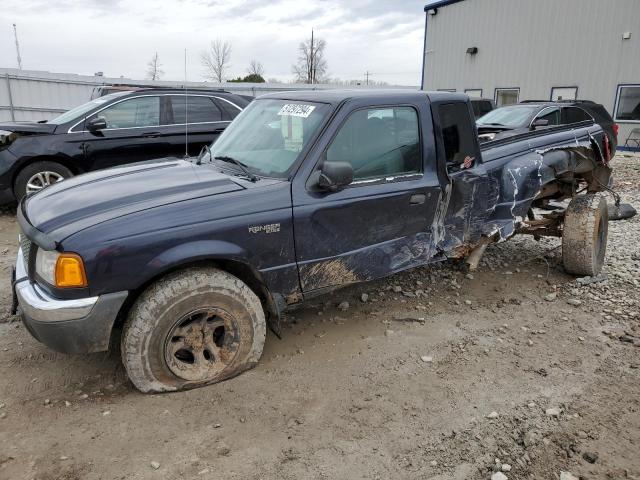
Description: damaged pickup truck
13,91,614,392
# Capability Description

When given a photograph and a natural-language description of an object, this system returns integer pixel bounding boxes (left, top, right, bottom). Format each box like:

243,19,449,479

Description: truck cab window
326,106,421,182
438,103,477,173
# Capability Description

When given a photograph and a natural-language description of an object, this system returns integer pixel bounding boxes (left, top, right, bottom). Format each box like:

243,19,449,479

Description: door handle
142,132,161,138
410,194,426,205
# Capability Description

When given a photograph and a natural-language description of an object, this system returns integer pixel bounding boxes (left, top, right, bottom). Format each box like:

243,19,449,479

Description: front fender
147,240,248,272
138,239,287,338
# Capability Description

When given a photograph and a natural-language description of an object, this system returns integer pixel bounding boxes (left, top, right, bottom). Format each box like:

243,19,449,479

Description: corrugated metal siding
0,68,418,122
423,0,640,144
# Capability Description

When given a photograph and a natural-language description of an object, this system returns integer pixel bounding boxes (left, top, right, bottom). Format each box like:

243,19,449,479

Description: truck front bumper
14,248,128,354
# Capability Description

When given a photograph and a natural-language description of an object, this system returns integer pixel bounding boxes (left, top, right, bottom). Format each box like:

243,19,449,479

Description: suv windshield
209,99,329,178
477,105,539,127
48,91,130,125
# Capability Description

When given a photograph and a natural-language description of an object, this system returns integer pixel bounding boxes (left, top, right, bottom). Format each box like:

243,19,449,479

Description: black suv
0,88,250,202
477,100,618,153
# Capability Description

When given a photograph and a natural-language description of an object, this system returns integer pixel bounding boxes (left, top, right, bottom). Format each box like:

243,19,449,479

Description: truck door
434,101,499,249
292,102,443,293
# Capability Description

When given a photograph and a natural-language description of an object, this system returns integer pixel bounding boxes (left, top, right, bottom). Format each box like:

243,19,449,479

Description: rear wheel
14,161,73,201
562,194,608,276
121,267,266,393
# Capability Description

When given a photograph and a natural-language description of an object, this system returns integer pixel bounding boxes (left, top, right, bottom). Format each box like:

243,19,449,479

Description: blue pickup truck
13,90,613,392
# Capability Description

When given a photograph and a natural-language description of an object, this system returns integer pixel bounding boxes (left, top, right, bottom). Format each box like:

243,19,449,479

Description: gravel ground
0,154,638,480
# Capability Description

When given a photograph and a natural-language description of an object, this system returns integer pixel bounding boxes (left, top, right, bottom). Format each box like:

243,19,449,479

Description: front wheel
14,161,73,201
121,267,266,393
562,194,608,276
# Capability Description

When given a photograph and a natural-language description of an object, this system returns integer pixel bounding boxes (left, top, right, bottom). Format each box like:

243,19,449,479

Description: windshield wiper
481,122,506,126
214,156,259,182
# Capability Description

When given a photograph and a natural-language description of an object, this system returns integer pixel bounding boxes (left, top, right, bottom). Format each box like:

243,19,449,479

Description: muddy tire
562,194,608,276
121,267,266,393
14,161,73,202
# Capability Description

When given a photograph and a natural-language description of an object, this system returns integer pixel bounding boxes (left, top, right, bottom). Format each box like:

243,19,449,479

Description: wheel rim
26,171,64,195
164,307,240,382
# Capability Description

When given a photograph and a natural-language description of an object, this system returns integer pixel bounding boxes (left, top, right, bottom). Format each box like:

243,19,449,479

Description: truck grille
19,233,32,267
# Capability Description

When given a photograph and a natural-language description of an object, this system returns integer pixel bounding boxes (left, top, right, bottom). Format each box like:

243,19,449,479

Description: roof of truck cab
258,89,468,105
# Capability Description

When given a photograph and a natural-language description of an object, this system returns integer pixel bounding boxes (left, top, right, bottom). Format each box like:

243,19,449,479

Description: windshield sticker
278,104,316,118
282,115,304,152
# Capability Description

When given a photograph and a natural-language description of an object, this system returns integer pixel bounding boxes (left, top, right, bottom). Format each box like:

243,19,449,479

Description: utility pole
364,71,371,85
13,23,23,70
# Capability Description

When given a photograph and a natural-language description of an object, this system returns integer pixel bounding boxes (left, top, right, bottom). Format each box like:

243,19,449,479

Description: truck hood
22,159,246,243
0,121,57,135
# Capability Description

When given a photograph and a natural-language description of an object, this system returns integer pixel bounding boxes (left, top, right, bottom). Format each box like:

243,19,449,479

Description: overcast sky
0,0,426,86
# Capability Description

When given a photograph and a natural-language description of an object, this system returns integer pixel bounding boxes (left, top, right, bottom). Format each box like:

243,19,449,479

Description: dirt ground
0,155,639,480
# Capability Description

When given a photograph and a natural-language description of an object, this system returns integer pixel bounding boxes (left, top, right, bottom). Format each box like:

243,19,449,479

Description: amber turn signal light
55,253,88,288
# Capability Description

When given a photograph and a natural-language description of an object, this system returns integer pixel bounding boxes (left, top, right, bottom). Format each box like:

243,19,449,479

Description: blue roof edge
424,0,466,11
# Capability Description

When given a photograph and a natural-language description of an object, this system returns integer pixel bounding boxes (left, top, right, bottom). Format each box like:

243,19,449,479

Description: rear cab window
437,102,478,173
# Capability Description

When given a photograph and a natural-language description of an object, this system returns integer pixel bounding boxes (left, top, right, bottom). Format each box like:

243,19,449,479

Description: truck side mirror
86,116,107,132
317,161,354,192
531,118,549,129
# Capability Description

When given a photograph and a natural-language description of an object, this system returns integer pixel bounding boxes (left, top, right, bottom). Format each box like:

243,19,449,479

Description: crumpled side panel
437,169,501,252
297,134,606,296
439,136,603,251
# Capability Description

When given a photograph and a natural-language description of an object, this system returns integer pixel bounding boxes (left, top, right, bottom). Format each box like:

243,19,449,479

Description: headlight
478,132,496,142
36,249,88,288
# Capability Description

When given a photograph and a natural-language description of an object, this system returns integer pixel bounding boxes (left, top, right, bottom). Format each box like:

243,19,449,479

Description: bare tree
201,39,232,83
146,52,164,81
247,60,264,77
292,30,327,84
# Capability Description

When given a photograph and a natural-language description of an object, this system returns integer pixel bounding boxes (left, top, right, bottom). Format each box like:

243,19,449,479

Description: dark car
477,100,618,154
0,88,250,203
13,90,613,392
470,98,495,119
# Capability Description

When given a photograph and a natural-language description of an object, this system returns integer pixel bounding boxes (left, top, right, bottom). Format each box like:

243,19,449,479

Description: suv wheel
121,267,266,393
562,194,608,276
14,161,73,201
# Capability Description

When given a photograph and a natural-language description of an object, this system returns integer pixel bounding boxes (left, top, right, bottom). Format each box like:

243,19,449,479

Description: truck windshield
477,105,538,127
209,99,330,178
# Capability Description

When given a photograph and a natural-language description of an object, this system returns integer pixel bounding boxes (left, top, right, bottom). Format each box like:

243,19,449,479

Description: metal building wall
422,0,640,145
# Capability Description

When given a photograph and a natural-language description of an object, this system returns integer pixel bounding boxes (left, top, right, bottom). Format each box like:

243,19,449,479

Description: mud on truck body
12,90,614,392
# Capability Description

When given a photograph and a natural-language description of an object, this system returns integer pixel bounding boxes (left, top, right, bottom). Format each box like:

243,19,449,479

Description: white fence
0,68,418,122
